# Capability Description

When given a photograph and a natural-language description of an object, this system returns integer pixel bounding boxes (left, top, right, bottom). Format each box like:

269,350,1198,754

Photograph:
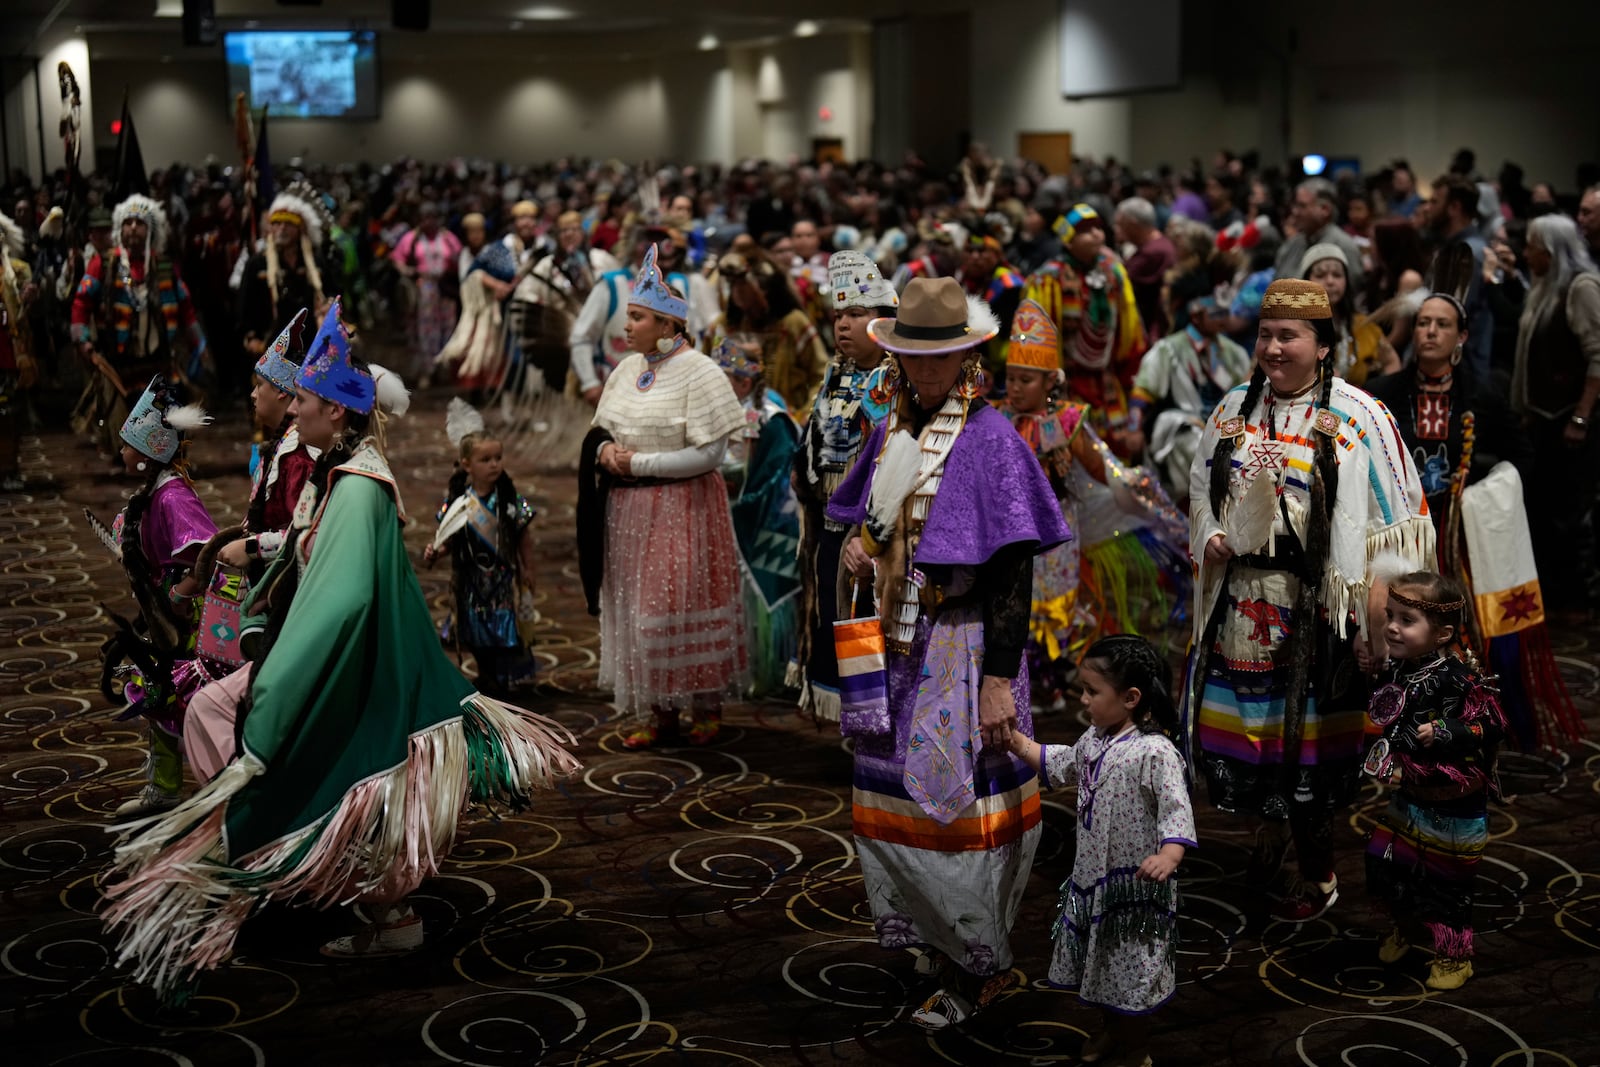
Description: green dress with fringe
726,393,802,695
102,441,578,1000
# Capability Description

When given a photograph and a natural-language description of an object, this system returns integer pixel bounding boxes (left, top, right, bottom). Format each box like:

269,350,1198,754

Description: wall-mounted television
224,30,380,120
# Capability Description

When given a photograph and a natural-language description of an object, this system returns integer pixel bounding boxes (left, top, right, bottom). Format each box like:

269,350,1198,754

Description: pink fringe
1425,921,1473,959
100,699,581,998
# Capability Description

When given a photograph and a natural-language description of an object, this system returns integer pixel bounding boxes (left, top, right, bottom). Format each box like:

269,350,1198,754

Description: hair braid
246,410,297,534
1209,366,1266,516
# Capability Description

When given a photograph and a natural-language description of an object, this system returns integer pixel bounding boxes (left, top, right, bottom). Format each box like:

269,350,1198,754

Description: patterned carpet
2,387,1597,1066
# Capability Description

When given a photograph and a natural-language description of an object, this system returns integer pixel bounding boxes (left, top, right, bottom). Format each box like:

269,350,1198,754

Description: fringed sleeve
1323,382,1438,639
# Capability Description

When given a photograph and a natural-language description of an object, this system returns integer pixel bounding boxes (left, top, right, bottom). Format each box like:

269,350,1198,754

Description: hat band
893,322,968,341
270,210,305,227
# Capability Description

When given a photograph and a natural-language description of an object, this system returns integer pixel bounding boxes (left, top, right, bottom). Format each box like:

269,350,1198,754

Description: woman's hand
217,538,251,568
978,676,1017,752
1204,533,1234,566
841,536,875,578
598,443,633,476
1564,418,1589,448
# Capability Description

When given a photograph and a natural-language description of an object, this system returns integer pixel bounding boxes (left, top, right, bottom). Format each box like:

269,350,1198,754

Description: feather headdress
445,396,487,448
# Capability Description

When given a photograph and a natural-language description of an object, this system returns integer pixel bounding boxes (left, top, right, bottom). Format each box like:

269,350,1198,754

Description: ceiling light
795,20,819,37
154,0,182,17
697,34,718,51
518,4,573,18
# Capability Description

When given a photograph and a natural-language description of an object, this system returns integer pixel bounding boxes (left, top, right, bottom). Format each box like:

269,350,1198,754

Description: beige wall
91,28,870,169
969,0,1132,163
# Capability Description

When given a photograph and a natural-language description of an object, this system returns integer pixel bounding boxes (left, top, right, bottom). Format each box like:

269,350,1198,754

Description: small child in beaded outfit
1364,571,1505,992
1009,634,1196,1067
423,399,538,697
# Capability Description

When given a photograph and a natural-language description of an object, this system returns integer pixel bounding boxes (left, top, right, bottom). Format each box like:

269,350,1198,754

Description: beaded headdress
1052,203,1103,243
296,298,375,414
254,307,309,394
628,243,688,323
120,376,210,463
713,336,763,380
828,249,897,312
1259,278,1333,320
1006,298,1060,372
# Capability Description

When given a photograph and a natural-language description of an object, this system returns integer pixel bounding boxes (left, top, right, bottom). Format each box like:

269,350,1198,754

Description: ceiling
7,0,952,57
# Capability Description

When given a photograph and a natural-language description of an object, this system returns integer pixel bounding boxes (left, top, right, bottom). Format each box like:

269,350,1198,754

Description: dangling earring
867,356,901,407
955,358,984,401
136,461,148,472
1450,343,1463,367
656,335,677,355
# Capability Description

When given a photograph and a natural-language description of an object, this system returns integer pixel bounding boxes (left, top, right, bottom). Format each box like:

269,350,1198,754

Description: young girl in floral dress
1009,634,1195,1067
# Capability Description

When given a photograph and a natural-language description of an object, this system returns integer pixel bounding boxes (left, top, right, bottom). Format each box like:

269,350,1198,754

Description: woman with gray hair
1511,213,1600,613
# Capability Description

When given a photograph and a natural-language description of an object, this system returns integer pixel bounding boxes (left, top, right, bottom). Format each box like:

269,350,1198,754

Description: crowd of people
3,140,1597,1065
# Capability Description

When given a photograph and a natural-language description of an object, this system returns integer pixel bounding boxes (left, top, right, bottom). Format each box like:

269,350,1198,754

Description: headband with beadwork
1388,586,1466,615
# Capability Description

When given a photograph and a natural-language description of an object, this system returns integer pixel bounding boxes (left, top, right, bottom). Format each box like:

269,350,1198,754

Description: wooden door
1017,132,1074,176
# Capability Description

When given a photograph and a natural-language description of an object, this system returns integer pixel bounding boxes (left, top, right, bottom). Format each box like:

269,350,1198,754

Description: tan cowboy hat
868,277,1000,356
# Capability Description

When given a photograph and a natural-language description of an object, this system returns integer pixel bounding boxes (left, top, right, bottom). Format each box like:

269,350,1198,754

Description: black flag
112,90,149,204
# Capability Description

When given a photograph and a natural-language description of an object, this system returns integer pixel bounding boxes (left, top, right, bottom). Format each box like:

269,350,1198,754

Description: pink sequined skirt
599,472,747,719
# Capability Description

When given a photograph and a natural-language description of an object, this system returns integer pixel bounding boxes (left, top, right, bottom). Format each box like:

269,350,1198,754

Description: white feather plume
0,211,22,259
367,363,411,417
1399,285,1430,316
866,429,922,537
1367,550,1418,584
445,396,487,447
163,403,211,433
964,293,1000,344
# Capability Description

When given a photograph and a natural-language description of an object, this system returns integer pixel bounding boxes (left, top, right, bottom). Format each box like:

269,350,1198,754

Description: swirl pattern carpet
2,391,1596,1066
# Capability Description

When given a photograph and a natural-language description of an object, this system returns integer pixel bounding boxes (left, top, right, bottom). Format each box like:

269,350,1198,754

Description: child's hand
1137,850,1181,883
1417,721,1436,747
422,544,439,567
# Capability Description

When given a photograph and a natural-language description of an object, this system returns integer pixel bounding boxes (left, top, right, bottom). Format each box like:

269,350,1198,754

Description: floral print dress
1042,727,1196,1013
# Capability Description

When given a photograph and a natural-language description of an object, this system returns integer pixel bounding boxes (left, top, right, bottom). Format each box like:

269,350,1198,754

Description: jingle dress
592,348,748,719
792,357,889,721
1187,379,1433,825
104,438,579,1000
826,399,1069,980
1042,728,1195,1013
1364,652,1505,959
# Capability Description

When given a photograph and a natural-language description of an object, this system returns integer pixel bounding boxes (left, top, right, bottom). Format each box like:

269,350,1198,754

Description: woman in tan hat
825,277,1069,1030
1186,277,1432,924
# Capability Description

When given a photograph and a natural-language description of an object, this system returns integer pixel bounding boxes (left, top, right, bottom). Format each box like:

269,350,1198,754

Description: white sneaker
114,784,181,818
320,913,424,958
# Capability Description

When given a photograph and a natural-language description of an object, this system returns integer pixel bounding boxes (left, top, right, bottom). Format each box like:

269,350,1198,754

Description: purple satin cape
825,402,1071,563
143,477,219,568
